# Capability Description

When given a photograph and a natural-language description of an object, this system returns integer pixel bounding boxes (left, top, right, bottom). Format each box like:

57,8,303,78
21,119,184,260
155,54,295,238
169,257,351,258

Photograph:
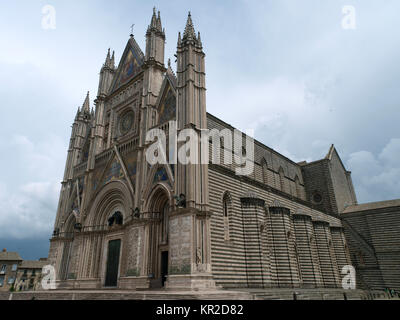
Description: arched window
222,192,232,241
279,167,285,192
262,159,268,185
294,175,301,198
108,211,123,227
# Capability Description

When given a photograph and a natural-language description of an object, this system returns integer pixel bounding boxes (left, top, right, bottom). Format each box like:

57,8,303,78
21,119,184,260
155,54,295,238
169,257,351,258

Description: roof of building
343,199,400,214
0,251,23,262
19,260,48,269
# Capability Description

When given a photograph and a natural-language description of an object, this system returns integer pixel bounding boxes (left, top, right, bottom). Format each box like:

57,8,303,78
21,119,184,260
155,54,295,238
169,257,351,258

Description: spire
75,107,80,120
145,7,165,65
150,7,157,28
197,31,202,47
106,48,111,62
156,11,162,31
82,91,90,113
178,32,182,46
111,50,115,69
148,7,163,33
103,48,114,69
183,12,196,41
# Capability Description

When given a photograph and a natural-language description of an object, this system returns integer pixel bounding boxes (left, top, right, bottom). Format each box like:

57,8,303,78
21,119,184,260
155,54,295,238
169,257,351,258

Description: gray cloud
347,139,400,202
0,134,65,239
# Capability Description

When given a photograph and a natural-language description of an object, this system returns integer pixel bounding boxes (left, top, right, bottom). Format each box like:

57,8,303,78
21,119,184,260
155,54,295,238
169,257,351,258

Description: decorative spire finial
150,7,157,29
148,7,162,33
183,11,197,41
111,51,115,69
104,48,112,68
178,31,182,46
82,91,90,113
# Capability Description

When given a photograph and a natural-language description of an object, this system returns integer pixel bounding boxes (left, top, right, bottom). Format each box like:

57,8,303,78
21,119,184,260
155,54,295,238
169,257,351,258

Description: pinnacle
104,48,114,69
183,11,196,40
82,91,90,113
111,50,115,69
197,32,202,46
178,32,182,46
149,7,162,32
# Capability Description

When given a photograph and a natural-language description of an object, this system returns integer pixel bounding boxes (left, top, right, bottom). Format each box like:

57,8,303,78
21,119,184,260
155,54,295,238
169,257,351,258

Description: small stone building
0,249,47,292
15,259,48,292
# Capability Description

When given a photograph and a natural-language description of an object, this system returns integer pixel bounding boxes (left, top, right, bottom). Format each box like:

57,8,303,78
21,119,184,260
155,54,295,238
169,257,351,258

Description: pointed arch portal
146,184,172,288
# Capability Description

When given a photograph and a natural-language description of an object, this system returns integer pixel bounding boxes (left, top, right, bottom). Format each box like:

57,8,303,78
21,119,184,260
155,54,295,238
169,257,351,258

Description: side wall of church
208,166,350,289
207,115,307,201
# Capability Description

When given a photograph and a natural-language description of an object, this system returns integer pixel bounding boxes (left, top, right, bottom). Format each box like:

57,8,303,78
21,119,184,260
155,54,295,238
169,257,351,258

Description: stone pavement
1,288,398,300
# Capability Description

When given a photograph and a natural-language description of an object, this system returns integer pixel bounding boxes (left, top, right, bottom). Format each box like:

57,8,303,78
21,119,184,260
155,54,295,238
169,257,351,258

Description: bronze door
105,239,121,287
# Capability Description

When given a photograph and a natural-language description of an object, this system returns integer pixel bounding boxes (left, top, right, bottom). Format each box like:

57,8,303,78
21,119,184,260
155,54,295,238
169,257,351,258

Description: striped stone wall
267,206,301,288
331,227,351,276
292,214,323,288
241,198,268,288
343,206,400,291
313,221,341,288
209,165,350,289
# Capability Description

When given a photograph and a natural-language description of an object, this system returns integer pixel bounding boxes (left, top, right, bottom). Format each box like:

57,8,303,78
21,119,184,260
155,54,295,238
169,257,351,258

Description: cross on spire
130,24,135,36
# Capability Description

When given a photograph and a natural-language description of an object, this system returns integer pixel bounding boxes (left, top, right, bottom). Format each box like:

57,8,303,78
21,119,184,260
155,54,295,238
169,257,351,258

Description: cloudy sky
0,0,399,259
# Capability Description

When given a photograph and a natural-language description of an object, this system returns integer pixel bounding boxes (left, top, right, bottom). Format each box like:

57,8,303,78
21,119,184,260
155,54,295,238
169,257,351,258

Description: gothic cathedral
48,9,361,291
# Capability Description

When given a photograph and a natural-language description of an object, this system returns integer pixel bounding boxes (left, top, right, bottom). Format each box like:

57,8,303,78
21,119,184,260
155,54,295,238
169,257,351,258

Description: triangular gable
142,163,174,201
326,145,348,172
91,146,136,197
155,76,176,125
92,153,124,192
110,37,145,94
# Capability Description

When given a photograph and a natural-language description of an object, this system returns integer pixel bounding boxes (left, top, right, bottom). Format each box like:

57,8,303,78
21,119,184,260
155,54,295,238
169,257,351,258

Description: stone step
1,289,397,300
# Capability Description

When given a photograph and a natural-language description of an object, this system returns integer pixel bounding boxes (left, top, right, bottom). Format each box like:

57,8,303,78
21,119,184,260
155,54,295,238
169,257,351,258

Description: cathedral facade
48,9,360,291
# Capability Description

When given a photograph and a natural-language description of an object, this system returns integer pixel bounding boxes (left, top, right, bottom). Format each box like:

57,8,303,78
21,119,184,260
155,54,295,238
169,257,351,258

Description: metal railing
52,212,163,239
